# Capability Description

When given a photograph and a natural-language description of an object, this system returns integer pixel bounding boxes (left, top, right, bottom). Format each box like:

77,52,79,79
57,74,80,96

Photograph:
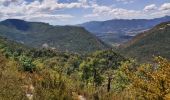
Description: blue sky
0,0,170,25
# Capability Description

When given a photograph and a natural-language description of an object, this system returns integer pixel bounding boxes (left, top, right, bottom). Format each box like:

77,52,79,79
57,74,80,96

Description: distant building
42,43,49,48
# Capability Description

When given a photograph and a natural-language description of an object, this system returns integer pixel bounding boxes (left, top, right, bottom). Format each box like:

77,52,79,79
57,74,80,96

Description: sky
0,0,170,25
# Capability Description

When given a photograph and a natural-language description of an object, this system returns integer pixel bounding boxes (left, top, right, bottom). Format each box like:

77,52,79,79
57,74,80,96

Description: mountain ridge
79,16,170,46
0,19,108,53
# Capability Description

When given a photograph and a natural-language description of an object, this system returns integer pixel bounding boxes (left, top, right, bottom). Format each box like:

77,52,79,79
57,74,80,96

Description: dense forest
0,35,170,100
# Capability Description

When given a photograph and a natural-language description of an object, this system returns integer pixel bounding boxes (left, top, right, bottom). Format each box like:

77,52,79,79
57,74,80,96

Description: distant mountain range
0,19,108,53
120,21,170,61
79,16,170,46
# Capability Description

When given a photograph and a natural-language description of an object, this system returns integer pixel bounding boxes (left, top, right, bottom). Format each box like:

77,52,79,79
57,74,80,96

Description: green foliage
114,57,170,100
112,60,136,92
0,19,108,53
80,50,126,93
0,33,170,100
121,21,170,61
19,55,36,72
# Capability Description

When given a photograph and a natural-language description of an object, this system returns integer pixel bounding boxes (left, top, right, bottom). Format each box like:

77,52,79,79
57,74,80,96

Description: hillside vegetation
0,19,108,53
0,17,170,100
0,18,170,99
0,36,124,99
0,34,170,99
120,21,170,61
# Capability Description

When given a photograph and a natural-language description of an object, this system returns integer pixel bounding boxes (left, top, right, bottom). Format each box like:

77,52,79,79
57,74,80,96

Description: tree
19,55,36,73
104,68,115,92
80,50,126,89
118,57,170,99
80,57,104,87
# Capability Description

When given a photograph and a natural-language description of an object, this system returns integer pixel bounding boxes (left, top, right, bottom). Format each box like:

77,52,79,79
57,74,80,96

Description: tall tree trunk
93,69,97,87
107,76,111,92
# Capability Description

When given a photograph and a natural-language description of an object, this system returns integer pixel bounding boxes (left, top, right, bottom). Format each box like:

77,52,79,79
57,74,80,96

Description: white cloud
27,14,74,20
84,2,170,20
150,10,170,18
84,13,99,18
37,0,90,11
144,4,157,11
92,4,112,14
78,0,87,4
150,3,170,17
0,0,170,24
159,3,170,10
116,0,135,4
0,0,90,23
25,14,74,24
109,8,141,19
0,0,24,6
84,3,141,19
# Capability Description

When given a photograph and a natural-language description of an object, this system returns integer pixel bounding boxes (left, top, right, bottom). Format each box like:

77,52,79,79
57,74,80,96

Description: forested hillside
0,19,108,53
120,21,170,61
0,34,170,99
0,35,124,99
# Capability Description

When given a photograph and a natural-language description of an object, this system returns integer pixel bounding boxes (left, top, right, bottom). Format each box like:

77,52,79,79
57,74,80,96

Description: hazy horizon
1,15,170,26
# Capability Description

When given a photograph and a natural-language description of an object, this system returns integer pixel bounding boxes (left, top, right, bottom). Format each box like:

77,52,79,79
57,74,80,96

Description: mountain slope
0,19,108,53
79,16,170,45
120,21,170,61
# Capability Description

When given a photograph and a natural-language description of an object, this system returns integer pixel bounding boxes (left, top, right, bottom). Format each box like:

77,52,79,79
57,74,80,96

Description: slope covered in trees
0,35,124,99
0,19,170,99
120,21,170,61
0,31,170,99
0,19,108,53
